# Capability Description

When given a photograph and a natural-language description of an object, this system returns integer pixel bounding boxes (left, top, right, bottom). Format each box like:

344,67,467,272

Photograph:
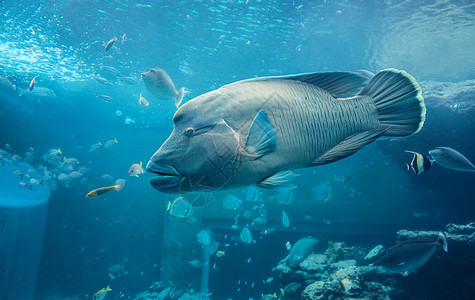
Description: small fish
19,181,32,190
105,37,117,51
261,293,277,300
139,94,149,108
97,94,113,102
93,285,112,300
405,150,433,175
429,147,475,172
141,68,187,108
86,179,126,198
104,138,118,148
29,76,38,91
68,171,83,179
375,232,448,276
42,148,61,160
197,229,211,245
282,211,290,228
128,161,144,177
341,278,352,292
102,174,114,180
260,228,276,235
286,241,291,251
167,197,193,218
189,259,204,268
216,250,225,257
90,141,102,152
240,227,252,244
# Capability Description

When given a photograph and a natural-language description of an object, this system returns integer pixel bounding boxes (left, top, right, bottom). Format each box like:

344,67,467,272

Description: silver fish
429,147,475,172
141,68,186,108
146,69,425,193
289,236,319,267
375,232,448,276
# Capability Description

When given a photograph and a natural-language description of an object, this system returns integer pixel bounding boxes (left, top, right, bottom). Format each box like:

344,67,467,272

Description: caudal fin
358,68,426,136
437,231,448,252
175,87,186,108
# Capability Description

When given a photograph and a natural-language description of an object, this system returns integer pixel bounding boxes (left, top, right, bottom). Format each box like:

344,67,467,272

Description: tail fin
358,68,425,136
437,232,448,252
175,87,186,108
115,179,126,191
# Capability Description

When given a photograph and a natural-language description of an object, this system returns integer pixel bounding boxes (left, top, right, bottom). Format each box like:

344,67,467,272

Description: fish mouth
146,161,184,193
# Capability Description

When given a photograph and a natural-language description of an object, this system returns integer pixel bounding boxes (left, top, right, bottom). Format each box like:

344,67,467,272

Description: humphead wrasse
146,69,426,194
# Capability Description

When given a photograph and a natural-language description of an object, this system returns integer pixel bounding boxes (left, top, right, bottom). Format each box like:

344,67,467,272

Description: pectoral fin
313,128,388,166
244,109,278,159
257,170,298,190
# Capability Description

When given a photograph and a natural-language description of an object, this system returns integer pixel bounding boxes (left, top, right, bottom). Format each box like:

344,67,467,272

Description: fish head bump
146,99,240,193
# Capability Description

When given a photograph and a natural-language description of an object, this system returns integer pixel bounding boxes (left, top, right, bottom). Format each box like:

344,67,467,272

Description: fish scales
222,80,376,169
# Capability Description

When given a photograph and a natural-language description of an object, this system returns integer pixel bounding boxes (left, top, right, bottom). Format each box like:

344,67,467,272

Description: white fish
429,147,475,172
282,211,290,228
141,68,187,108
240,227,252,244
147,69,425,194
286,241,291,251
197,229,211,245
167,197,193,219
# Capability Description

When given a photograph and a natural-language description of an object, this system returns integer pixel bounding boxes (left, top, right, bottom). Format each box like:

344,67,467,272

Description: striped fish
147,69,426,193
405,150,433,175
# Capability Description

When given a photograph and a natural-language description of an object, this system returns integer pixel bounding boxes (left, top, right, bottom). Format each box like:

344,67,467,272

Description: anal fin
313,128,388,166
257,170,298,190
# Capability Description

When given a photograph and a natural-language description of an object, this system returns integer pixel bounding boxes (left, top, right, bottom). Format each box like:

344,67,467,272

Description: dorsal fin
235,71,370,98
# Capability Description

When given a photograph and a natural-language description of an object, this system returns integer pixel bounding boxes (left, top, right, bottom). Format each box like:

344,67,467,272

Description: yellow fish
341,278,352,292
29,75,38,91
86,179,126,198
105,37,117,51
216,250,225,257
139,94,150,108
128,161,145,177
93,285,111,300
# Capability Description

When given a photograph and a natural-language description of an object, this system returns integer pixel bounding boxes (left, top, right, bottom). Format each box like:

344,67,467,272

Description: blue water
0,0,474,299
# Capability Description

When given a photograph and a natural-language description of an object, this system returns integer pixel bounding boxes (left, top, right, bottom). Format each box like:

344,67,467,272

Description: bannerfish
141,68,187,108
288,236,320,267
167,196,193,218
29,76,38,91
405,150,433,175
429,147,475,172
105,37,117,51
128,161,145,177
146,69,425,194
86,179,126,198
93,285,111,300
374,232,448,276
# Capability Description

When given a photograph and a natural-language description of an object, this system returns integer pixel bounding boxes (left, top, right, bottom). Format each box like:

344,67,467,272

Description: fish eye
184,128,194,137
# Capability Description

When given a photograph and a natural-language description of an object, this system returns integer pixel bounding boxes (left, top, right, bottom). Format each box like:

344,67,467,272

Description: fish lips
146,162,183,193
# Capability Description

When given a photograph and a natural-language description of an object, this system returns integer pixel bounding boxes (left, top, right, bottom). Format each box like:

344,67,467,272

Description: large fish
288,236,320,267
429,147,475,172
141,68,186,108
146,69,426,193
375,232,448,276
